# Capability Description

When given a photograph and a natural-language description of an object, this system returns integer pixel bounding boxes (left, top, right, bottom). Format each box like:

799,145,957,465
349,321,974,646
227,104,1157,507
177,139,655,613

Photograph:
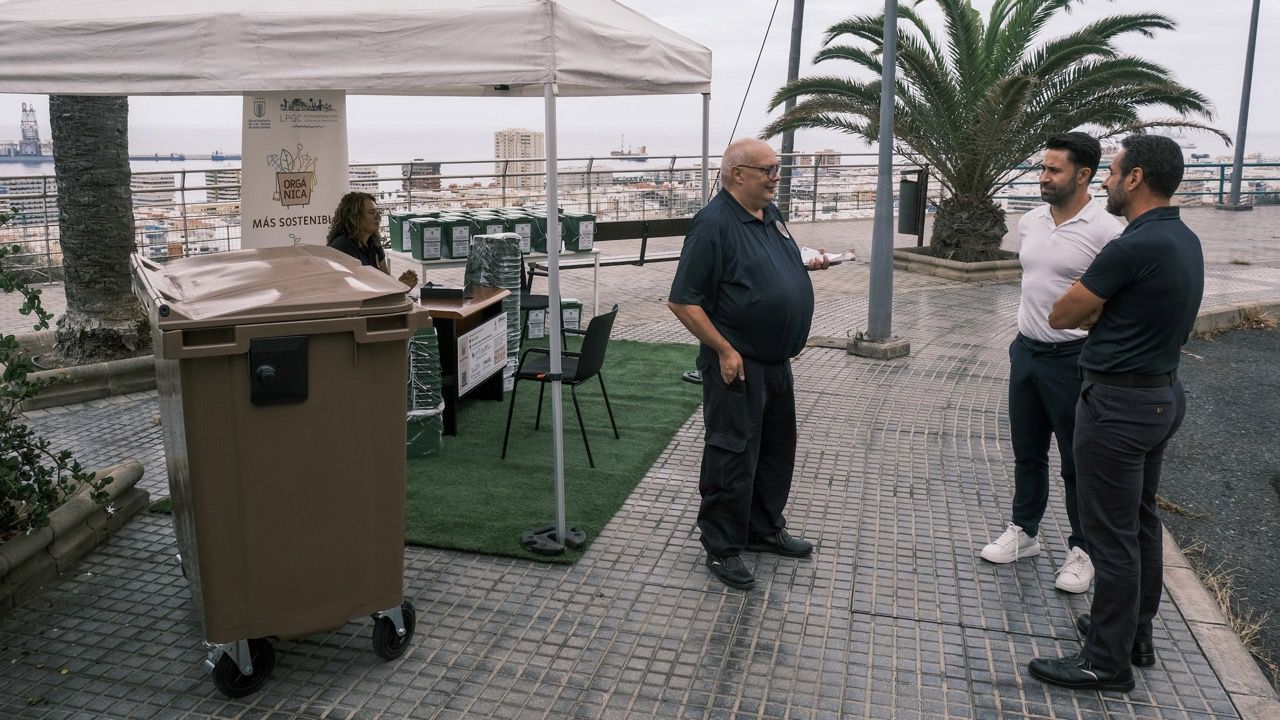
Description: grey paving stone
3,208,1279,718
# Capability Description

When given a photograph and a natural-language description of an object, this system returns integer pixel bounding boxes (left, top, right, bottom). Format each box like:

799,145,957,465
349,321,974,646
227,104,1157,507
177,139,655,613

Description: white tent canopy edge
0,0,713,549
0,0,711,97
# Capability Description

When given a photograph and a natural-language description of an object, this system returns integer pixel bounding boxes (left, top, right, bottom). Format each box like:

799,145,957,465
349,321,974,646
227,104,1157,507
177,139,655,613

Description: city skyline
0,1,1274,161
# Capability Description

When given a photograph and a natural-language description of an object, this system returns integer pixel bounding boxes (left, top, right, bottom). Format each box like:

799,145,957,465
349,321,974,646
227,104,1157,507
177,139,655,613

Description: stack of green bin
464,234,523,391
406,327,444,456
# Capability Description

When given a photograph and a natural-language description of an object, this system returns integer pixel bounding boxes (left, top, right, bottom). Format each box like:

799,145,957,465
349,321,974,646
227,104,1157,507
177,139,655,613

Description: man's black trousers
1076,380,1186,672
696,346,795,557
1008,333,1087,549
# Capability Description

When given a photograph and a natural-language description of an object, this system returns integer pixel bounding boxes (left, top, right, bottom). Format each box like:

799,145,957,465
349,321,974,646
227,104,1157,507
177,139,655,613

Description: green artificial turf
404,338,701,563
146,339,701,563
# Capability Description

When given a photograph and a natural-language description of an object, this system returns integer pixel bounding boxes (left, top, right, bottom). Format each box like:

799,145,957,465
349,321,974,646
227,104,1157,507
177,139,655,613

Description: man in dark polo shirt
668,137,828,590
1029,134,1203,693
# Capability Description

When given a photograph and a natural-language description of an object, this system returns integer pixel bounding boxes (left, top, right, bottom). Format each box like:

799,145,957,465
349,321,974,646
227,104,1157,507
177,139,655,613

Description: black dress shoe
1028,653,1134,692
1076,614,1157,667
746,529,813,558
706,553,754,589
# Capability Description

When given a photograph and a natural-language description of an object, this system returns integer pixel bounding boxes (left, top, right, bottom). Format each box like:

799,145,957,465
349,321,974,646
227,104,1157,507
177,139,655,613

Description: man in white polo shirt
980,132,1123,593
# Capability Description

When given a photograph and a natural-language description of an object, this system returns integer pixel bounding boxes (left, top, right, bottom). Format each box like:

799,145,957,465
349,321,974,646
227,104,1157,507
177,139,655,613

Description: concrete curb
0,460,148,618
1157,296,1280,716
9,329,156,411
1162,527,1280,717
893,246,1022,282
1192,300,1280,335
23,355,156,410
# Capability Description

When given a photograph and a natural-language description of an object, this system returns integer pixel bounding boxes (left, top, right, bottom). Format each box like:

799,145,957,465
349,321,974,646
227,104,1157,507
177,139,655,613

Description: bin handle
354,309,431,343
356,307,432,344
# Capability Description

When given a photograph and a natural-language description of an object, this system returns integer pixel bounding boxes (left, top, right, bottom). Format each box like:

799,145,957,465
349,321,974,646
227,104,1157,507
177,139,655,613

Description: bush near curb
0,210,113,539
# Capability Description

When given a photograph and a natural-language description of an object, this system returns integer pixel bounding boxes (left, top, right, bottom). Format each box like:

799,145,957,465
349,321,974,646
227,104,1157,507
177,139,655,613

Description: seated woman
327,191,418,287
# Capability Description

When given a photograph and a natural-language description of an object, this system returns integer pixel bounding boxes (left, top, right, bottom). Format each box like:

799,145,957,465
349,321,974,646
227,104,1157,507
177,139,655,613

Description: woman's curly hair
327,191,378,244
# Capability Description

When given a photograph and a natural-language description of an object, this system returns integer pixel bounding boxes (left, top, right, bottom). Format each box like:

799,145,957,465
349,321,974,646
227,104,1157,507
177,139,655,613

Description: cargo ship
609,136,648,160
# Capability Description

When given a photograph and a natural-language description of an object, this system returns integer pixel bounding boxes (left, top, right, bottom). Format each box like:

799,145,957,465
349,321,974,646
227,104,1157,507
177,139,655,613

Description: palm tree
762,0,1228,261
49,96,149,362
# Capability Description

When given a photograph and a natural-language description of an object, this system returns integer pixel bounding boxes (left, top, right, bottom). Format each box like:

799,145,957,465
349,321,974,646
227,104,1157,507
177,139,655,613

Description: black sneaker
746,529,813,558
1076,614,1157,667
681,370,702,385
1028,653,1134,693
705,553,754,589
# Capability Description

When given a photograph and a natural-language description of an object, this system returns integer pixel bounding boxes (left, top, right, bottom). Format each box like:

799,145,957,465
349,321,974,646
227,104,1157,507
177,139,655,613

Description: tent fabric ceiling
0,0,711,97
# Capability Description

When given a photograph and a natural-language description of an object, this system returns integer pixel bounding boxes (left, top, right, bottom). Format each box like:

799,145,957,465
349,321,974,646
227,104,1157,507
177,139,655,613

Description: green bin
529,213,552,253
478,215,507,238
407,217,442,260
506,216,533,255
440,216,474,259
561,212,596,252
560,298,583,331
388,211,430,253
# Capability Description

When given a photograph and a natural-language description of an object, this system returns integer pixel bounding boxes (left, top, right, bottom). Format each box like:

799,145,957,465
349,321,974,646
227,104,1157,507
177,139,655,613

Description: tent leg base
521,524,587,555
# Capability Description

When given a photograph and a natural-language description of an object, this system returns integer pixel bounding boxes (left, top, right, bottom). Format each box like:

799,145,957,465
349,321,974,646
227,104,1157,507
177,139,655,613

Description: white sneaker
980,523,1041,563
1055,546,1095,593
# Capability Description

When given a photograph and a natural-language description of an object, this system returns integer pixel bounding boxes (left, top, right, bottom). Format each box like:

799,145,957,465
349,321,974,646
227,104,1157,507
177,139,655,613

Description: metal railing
0,154,1274,276
1001,162,1280,206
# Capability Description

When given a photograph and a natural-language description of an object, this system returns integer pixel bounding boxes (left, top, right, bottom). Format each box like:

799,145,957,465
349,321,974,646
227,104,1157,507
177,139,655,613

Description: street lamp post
1217,0,1260,212
778,0,805,221
849,0,910,360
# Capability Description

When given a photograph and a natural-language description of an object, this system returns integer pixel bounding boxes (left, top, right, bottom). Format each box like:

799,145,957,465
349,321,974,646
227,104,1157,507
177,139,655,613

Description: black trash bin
898,169,929,240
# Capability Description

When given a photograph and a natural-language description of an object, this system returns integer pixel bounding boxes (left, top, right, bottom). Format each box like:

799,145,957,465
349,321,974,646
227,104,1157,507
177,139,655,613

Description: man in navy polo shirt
668,137,828,590
1029,134,1203,692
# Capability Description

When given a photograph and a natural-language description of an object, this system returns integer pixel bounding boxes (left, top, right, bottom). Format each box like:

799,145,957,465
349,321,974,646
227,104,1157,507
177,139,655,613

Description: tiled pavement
2,207,1279,719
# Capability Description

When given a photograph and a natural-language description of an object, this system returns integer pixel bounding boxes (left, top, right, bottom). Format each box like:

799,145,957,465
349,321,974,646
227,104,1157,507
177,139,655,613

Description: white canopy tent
0,0,713,549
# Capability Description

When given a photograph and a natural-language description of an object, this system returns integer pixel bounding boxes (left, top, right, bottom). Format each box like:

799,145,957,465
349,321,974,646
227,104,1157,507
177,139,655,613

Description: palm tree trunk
929,195,1008,263
49,96,149,362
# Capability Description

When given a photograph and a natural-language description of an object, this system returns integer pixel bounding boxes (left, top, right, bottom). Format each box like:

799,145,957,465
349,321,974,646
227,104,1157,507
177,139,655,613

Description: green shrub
0,210,111,537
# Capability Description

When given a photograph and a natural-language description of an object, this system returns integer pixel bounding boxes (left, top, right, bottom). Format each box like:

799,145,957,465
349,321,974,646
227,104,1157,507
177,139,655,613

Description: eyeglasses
365,207,382,217
738,164,782,178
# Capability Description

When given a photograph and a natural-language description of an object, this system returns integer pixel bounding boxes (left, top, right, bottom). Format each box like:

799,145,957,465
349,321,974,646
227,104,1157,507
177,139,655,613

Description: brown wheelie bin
131,245,430,697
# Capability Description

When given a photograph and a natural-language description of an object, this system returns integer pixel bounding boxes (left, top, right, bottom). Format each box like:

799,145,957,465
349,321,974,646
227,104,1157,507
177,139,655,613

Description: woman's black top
328,233,385,268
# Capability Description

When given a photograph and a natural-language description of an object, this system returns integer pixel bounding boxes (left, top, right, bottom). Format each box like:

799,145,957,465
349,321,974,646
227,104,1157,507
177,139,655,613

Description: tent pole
544,81,568,546
517,86,597,556
702,93,710,203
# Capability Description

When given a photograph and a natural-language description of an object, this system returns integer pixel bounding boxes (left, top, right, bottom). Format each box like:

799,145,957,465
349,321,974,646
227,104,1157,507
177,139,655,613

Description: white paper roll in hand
800,247,853,266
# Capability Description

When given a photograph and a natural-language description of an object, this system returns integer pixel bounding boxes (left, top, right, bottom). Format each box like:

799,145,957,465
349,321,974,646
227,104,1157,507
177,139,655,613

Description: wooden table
417,286,511,436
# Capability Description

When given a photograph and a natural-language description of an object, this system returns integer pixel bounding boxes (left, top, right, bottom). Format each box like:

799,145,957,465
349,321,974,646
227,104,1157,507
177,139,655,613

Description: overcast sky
0,0,1272,160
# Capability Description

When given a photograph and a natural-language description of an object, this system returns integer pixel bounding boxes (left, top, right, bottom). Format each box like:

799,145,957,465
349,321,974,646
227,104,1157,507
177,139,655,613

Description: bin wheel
372,601,416,660
212,638,274,698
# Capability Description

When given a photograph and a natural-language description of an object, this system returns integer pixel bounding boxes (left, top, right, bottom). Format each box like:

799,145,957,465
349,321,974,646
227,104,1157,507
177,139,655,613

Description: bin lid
132,245,414,330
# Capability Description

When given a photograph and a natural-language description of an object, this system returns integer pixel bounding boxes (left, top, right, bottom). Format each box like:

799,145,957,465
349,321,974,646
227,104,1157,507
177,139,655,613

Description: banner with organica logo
240,91,348,248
